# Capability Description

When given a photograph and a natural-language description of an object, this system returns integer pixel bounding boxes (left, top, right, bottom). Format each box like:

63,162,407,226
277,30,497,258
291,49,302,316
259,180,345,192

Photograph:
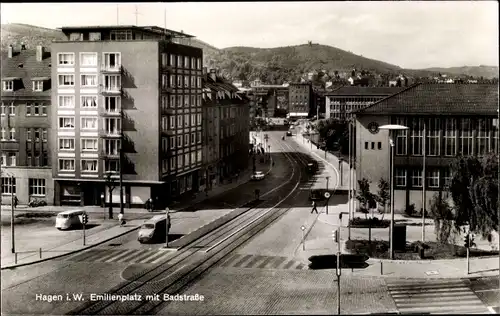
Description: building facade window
59,138,75,150
7,103,15,116
81,138,98,151
177,115,182,129
58,74,75,86
110,31,132,40
177,155,183,168
104,118,121,134
443,168,452,188
59,159,75,171
170,136,175,149
0,103,5,115
427,169,440,188
9,128,15,141
169,95,175,108
476,118,491,156
177,135,182,148
81,117,98,130
59,117,75,129
411,168,422,187
81,159,98,172
104,139,120,155
459,118,473,156
169,54,176,67
81,74,98,86
197,113,202,126
1,177,16,194
33,80,44,91
58,53,75,65
8,153,16,166
103,75,121,91
184,153,189,167
81,95,97,108
104,159,119,172
410,117,423,156
170,157,176,170
3,80,14,91
59,95,75,108
395,168,407,187
427,118,440,156
104,96,120,112
80,53,98,66
29,179,46,196
177,95,182,108
177,55,183,68
444,118,456,156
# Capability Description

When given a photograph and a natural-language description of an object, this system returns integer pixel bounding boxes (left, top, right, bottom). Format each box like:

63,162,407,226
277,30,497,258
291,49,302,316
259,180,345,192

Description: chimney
36,46,44,62
8,45,13,58
209,69,216,82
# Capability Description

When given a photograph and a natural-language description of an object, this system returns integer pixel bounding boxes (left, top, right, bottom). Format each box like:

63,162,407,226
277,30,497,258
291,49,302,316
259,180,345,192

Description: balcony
101,86,122,95
101,64,122,74
101,150,119,159
100,129,121,138
102,108,121,117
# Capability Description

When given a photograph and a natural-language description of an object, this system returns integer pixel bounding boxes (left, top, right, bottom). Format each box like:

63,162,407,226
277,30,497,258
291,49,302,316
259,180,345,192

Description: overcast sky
1,2,498,69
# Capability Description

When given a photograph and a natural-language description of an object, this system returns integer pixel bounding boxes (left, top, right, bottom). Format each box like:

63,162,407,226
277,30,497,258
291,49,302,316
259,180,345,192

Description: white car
251,171,265,181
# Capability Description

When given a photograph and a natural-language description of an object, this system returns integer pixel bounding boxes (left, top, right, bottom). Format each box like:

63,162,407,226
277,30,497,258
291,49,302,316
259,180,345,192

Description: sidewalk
1,157,273,269
294,131,353,191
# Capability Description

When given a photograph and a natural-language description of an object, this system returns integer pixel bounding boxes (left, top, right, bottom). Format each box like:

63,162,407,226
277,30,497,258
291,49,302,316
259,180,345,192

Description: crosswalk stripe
233,254,253,268
115,249,150,263
296,263,305,270
129,251,158,264
69,249,105,262
92,250,123,262
283,260,296,269
270,257,287,269
256,256,276,269
103,249,137,263
243,255,266,268
392,292,479,299
144,250,171,264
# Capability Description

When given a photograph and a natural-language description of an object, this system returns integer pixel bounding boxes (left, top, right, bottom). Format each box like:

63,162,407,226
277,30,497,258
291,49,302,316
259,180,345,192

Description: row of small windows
1,102,47,116
58,138,120,154
58,74,121,90
2,80,47,92
1,128,48,142
58,52,120,68
0,153,48,167
161,53,202,70
1,177,46,196
58,95,120,111
57,117,120,132
161,94,202,109
161,114,202,131
161,150,203,174
392,117,499,157
161,74,202,89
365,142,382,150
57,159,109,173
394,168,452,189
161,132,202,150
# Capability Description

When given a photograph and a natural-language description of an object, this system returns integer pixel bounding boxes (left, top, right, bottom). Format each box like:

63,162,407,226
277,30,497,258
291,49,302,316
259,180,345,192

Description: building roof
1,49,51,98
59,25,194,38
325,86,405,97
356,83,499,116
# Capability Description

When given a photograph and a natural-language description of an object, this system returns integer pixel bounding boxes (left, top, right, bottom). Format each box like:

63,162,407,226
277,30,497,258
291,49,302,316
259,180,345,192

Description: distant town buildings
288,82,312,119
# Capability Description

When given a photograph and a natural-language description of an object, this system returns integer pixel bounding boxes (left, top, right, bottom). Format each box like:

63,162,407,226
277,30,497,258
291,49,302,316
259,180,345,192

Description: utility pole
422,119,426,243
119,107,124,215
326,176,330,215
11,175,15,254
134,5,140,26
116,4,119,25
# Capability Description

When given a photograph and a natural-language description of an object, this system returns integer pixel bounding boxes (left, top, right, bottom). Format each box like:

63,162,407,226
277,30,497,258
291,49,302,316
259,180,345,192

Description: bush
349,217,390,228
409,241,430,252
404,203,416,217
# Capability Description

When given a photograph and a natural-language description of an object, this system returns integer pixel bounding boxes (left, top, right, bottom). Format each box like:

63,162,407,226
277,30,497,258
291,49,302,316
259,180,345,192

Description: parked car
251,171,265,181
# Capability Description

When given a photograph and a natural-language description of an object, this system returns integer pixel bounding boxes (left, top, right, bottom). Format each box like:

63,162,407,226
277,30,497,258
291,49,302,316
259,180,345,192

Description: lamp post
268,145,271,162
379,124,408,260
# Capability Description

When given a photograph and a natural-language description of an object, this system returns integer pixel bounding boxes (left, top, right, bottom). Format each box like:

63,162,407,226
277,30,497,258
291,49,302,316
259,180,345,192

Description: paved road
0,132,301,315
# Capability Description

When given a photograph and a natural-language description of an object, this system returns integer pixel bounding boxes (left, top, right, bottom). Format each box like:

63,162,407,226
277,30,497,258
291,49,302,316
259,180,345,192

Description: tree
429,193,456,244
449,153,499,238
375,178,390,220
356,178,373,218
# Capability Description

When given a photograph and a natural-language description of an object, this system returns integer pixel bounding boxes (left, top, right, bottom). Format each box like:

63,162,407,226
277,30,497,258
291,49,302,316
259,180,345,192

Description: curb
1,225,141,270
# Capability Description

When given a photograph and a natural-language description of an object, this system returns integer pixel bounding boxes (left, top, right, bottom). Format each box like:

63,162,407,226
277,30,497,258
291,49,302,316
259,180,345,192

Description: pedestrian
311,200,318,214
145,198,152,212
100,193,105,208
255,188,260,200
13,195,18,208
118,212,125,226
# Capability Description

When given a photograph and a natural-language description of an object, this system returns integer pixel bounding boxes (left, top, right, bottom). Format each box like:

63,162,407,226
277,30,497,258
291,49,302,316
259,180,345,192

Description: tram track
67,135,310,315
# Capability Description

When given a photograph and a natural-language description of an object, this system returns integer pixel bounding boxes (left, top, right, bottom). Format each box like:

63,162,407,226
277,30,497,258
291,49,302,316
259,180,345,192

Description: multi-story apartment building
201,69,249,191
1,45,54,205
355,83,499,212
50,25,203,208
325,86,405,121
288,83,312,119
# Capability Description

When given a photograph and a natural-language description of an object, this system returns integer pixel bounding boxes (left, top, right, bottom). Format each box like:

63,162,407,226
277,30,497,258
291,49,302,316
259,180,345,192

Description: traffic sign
324,192,331,199
301,225,306,231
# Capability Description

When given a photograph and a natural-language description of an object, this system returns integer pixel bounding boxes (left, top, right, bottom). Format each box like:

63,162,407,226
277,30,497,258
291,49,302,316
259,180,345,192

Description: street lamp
268,145,271,161
379,124,409,260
